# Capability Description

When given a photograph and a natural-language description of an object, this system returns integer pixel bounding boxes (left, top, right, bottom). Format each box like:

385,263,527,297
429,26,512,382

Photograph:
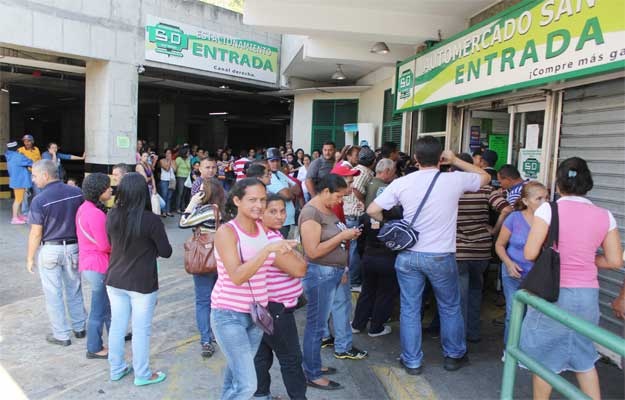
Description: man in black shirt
26,159,86,346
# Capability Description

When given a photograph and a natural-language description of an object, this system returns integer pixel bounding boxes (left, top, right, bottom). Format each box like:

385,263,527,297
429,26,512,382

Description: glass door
507,102,545,180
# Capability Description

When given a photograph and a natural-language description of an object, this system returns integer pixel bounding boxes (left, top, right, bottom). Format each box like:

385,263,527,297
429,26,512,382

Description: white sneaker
351,326,361,334
368,325,392,337
501,351,506,362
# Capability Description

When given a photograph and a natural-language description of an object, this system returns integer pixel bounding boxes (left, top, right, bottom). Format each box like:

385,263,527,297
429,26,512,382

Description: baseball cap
22,134,34,142
331,163,361,177
7,141,19,151
266,147,281,161
482,149,498,167
358,147,376,166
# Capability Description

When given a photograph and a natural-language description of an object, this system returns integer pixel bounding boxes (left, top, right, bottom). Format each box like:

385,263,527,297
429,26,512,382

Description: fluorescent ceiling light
331,64,347,80
209,112,228,115
0,88,8,93
370,42,390,54
11,101,19,104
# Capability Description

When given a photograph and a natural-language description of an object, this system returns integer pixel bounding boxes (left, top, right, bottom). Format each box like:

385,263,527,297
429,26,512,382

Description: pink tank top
265,229,303,308
555,200,610,288
211,220,275,313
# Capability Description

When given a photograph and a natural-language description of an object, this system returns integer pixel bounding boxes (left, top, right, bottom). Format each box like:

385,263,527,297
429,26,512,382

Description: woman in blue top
5,141,33,224
495,181,548,348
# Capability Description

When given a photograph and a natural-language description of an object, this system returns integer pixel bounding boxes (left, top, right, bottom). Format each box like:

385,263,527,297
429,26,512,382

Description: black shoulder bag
520,201,560,302
377,172,441,251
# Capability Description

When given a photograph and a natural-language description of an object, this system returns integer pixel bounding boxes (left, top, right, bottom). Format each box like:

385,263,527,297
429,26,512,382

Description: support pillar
84,60,138,171
0,90,9,145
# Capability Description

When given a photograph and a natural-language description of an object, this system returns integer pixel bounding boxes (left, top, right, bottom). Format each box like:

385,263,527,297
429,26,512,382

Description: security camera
137,64,145,74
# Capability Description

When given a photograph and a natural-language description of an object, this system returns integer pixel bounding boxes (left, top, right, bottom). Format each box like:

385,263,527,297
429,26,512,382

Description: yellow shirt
18,146,42,162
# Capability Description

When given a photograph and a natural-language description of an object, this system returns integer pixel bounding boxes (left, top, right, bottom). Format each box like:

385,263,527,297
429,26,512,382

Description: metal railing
501,289,625,400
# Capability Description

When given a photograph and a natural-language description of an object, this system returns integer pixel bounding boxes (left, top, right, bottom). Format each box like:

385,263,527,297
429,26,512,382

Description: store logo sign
145,15,280,85
148,23,189,57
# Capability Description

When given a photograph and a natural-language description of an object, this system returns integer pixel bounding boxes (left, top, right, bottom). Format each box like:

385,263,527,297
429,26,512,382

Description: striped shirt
456,186,509,261
506,180,527,206
265,229,303,308
233,157,251,181
211,220,275,313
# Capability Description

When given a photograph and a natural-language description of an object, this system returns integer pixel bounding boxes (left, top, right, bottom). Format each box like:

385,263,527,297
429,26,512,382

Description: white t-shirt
534,196,617,230
374,169,481,253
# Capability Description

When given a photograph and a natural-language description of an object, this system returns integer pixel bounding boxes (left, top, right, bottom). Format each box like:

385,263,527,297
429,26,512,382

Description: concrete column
0,90,9,145
158,101,175,149
174,102,189,145
85,60,137,167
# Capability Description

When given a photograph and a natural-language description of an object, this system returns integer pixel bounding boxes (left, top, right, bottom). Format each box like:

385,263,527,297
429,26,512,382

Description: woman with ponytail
521,157,623,400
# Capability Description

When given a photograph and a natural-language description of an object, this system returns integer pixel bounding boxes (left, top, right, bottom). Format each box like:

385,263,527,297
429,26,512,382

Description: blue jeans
302,263,352,380
193,273,217,344
82,270,111,353
106,286,158,380
211,308,264,400
457,259,489,341
501,264,522,346
158,180,174,214
37,244,86,340
395,251,466,368
346,217,362,285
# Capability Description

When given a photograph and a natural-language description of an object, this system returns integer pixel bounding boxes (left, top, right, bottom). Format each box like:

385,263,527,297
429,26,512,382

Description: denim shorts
519,288,600,373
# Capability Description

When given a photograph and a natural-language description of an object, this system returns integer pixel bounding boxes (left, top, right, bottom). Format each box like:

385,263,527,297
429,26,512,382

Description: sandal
134,371,167,386
111,366,133,381
201,342,215,358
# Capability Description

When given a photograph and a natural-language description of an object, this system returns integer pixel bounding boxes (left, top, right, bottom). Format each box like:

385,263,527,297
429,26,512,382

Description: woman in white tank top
158,148,176,217
210,178,305,400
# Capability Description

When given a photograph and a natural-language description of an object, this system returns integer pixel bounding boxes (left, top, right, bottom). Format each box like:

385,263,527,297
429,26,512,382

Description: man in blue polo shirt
266,147,298,238
26,159,86,346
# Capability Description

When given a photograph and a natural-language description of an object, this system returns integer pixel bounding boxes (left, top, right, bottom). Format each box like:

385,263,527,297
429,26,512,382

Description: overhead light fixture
370,42,390,54
331,64,347,80
0,88,8,93
219,85,229,89
209,112,228,116
10,101,19,105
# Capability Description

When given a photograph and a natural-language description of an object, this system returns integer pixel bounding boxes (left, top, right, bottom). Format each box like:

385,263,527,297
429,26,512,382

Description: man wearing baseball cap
266,147,300,238
479,149,499,188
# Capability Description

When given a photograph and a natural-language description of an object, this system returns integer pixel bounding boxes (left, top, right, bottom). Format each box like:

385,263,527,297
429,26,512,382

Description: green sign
145,15,279,84
488,134,509,170
519,148,542,179
395,0,625,112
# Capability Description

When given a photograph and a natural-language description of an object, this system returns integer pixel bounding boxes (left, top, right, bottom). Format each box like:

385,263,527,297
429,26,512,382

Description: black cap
482,149,498,167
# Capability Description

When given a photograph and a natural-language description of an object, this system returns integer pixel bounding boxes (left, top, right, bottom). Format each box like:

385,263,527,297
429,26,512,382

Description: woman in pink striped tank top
210,178,301,400
254,193,307,400
522,157,623,400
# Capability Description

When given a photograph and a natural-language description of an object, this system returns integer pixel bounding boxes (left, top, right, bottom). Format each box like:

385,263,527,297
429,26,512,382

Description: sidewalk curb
371,364,437,400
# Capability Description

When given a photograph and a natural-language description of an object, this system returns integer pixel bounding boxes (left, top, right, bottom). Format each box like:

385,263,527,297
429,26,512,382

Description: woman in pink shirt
75,173,113,359
522,157,623,400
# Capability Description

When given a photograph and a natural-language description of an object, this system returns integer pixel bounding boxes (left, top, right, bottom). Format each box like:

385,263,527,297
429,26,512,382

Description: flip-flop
134,371,167,386
111,366,133,381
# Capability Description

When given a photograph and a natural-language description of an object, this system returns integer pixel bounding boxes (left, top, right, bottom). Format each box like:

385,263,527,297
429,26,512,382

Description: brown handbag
183,204,219,275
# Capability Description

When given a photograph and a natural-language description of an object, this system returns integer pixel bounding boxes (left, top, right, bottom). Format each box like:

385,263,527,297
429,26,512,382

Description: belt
41,239,77,246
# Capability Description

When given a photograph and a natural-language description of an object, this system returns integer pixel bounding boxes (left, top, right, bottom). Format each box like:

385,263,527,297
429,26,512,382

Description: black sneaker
399,359,422,375
201,342,215,358
321,336,334,348
46,333,71,347
73,330,86,339
334,346,367,360
443,354,469,371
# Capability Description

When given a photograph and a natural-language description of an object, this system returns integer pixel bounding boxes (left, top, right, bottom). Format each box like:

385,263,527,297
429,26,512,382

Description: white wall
357,76,394,148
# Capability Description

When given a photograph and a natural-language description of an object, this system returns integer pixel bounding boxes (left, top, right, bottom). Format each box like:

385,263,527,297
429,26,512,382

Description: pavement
0,199,623,400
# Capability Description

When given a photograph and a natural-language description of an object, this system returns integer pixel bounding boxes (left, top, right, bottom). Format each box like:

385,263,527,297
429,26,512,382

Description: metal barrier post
501,294,524,399
500,290,625,400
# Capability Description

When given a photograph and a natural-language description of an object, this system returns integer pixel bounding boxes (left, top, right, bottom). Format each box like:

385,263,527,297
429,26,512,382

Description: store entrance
462,100,546,180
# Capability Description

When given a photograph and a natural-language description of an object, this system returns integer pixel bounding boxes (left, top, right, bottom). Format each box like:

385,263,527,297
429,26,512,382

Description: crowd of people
5,133,624,400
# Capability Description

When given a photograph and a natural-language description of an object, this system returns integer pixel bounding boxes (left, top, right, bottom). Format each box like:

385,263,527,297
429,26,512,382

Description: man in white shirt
367,136,490,375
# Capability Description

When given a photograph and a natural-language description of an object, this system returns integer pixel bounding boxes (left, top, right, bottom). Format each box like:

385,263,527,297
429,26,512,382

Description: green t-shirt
175,157,191,178
365,177,388,209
